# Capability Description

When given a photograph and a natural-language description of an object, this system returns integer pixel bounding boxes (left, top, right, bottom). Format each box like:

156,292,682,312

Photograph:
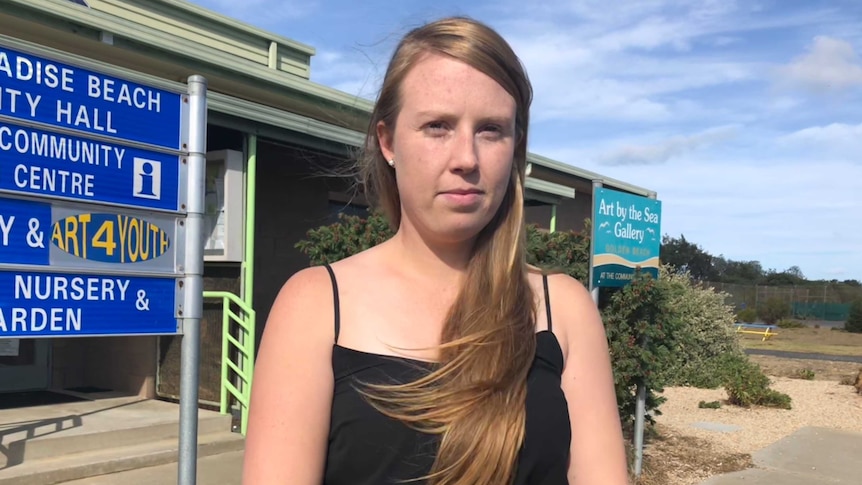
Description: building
0,0,653,427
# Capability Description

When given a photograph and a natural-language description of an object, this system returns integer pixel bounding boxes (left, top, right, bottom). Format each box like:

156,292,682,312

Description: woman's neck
385,225,475,284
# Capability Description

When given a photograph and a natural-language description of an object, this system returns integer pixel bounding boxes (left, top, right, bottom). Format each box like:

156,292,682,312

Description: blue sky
190,0,862,281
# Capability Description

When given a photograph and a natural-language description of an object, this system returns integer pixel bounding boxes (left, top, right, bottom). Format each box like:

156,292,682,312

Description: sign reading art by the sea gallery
592,187,662,288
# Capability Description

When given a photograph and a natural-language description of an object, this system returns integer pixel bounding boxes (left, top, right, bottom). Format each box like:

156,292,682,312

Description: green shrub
720,354,791,409
795,368,815,380
757,389,793,409
776,318,805,329
736,308,758,323
294,212,394,265
846,299,862,333
601,272,681,432
654,268,744,389
758,297,790,325
698,400,722,409
526,223,591,284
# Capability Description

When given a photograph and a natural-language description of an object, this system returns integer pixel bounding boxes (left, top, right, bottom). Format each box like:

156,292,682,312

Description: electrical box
204,149,244,262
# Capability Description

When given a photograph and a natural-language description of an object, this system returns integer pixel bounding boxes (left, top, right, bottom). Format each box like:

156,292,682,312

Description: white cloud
777,36,862,92
778,122,862,162
596,125,739,165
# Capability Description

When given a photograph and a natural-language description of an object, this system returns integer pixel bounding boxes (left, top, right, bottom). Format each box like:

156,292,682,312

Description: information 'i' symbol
140,162,155,196
133,157,162,200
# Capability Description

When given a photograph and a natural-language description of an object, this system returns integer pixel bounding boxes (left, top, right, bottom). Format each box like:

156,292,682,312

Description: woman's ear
377,120,395,162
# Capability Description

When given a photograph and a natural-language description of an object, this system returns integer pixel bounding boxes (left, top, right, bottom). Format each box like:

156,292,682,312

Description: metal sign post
0,40,206,484
178,75,207,485
588,179,603,306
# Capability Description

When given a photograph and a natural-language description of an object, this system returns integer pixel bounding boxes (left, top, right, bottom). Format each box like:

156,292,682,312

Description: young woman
243,16,629,485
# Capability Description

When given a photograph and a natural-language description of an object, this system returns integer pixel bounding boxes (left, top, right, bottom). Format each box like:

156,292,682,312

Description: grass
738,326,862,357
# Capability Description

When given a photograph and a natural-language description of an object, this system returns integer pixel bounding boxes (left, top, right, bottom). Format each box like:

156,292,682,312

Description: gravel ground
655,377,862,456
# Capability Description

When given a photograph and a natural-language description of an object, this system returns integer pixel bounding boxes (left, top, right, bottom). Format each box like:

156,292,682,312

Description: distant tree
763,268,806,286
843,279,862,287
660,234,717,281
721,259,765,285
785,266,805,279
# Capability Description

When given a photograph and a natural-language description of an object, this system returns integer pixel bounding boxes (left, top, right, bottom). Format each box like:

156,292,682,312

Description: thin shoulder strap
542,274,553,333
323,264,341,343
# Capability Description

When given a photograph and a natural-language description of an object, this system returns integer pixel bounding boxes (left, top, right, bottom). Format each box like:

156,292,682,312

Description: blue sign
0,121,181,211
0,197,51,265
592,187,662,288
0,196,179,274
0,45,183,150
0,270,178,337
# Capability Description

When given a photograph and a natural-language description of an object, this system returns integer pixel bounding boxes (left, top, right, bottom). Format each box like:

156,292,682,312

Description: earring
387,158,395,168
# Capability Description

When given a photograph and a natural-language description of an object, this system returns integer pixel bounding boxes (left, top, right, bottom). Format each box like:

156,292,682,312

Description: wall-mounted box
204,150,244,262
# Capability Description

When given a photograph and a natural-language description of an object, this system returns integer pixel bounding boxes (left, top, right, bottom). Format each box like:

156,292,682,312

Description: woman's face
378,52,517,246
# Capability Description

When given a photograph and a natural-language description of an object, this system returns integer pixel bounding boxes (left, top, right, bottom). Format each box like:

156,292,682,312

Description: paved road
744,348,862,364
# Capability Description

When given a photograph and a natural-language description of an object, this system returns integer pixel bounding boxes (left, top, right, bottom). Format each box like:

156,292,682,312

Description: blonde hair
358,17,536,485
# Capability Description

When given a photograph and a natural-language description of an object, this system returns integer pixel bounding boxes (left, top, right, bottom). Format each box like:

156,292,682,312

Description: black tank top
323,266,571,485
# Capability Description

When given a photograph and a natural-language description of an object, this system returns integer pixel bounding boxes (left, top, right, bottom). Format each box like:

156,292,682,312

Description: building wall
555,196,592,233
525,196,592,234
252,141,347,344
52,337,157,397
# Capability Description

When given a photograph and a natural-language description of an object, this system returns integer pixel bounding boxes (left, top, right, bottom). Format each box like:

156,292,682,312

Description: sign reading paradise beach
592,187,662,288
0,41,193,338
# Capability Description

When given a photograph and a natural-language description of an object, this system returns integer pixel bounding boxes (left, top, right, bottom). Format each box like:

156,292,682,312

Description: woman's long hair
358,17,536,485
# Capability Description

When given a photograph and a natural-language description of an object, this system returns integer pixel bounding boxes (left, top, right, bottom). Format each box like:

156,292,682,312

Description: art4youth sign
592,187,662,288
0,41,198,339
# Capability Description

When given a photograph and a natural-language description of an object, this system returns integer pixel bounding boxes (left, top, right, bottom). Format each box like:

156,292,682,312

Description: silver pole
588,179,602,306
633,191,658,477
178,74,208,485
633,380,647,476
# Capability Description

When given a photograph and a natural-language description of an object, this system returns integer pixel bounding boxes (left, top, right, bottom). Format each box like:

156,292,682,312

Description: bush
758,297,790,325
526,223,590,284
720,354,791,409
654,268,744,389
736,308,758,323
794,368,815,380
846,299,862,333
698,400,721,409
294,212,394,265
601,272,681,432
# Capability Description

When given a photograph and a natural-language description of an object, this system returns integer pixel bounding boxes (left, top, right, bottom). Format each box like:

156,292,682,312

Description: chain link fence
706,282,862,322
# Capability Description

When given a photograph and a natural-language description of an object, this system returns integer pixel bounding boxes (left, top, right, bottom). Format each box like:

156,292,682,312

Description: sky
190,0,862,281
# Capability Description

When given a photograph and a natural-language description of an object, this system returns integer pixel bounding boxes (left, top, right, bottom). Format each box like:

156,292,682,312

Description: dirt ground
748,354,862,382
632,424,753,485
740,326,862,356
634,355,862,485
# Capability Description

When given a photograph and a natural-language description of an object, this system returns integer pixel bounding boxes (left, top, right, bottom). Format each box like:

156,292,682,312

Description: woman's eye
424,122,448,136
480,125,503,138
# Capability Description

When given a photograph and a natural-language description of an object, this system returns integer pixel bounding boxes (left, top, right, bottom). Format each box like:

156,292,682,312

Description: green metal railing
205,290,256,435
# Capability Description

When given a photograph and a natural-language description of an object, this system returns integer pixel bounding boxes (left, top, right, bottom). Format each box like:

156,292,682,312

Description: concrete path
61,450,244,485
701,427,860,484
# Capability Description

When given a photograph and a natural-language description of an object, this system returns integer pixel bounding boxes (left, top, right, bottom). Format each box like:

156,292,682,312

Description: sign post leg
178,75,207,485
634,379,646,476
